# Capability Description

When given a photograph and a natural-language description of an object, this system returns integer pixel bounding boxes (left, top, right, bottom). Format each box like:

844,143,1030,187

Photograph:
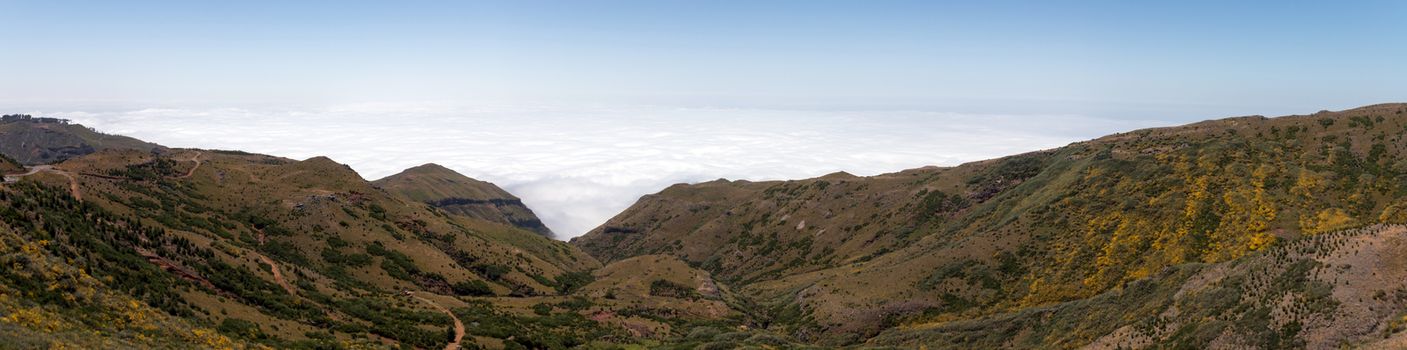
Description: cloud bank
49,104,1161,239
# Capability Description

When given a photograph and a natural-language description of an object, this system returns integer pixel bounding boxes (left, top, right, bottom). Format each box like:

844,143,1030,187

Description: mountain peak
403,162,455,174
300,155,339,164
819,171,857,179
376,163,554,237
296,155,361,175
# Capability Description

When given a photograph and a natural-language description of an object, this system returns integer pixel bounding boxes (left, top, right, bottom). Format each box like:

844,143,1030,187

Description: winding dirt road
2,165,48,181
411,292,465,350
176,151,203,179
3,165,82,201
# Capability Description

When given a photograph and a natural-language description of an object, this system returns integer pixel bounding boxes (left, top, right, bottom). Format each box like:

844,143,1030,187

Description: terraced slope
572,103,1407,345
375,163,554,237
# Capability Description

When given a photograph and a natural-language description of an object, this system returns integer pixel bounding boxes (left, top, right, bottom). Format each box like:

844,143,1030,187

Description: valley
3,104,1407,349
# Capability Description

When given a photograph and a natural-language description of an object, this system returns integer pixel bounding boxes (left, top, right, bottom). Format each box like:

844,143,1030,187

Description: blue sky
2,1,1404,237
4,1,1403,117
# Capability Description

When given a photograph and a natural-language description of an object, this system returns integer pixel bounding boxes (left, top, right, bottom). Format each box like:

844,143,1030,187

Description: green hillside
5,104,1407,349
871,224,1407,349
0,147,612,349
573,103,1407,346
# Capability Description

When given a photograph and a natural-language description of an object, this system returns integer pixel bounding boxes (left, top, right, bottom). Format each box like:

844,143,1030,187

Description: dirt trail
411,292,465,350
55,170,80,202
176,151,203,179
134,248,233,297
3,165,48,180
255,253,297,296
3,165,81,201
250,227,292,295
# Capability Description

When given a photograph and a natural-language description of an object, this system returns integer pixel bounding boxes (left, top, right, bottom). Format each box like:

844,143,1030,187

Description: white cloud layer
49,104,1162,239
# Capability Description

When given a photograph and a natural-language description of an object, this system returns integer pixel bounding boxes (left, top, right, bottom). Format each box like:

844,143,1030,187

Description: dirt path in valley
411,292,465,350
255,253,297,296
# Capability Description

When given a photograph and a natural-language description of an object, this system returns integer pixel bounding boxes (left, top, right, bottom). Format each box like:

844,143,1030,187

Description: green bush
452,280,495,296
649,279,697,299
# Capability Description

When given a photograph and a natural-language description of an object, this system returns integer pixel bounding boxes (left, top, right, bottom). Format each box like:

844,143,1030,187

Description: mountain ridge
0,114,164,164
0,139,616,348
373,162,556,238
4,103,1407,348
572,102,1407,346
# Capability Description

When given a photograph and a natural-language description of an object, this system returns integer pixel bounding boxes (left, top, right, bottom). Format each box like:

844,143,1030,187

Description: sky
2,1,1404,238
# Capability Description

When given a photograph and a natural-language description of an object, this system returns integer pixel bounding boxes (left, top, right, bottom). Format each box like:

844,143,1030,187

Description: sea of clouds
49,104,1161,239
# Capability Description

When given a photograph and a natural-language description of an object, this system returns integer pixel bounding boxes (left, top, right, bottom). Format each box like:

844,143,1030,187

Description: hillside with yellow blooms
575,103,1407,347
5,104,1407,349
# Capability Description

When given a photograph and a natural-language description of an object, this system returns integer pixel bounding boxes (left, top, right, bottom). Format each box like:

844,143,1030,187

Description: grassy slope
0,148,605,349
0,223,265,350
872,225,1407,349
573,103,1407,345
0,153,22,174
8,104,1407,348
463,255,750,347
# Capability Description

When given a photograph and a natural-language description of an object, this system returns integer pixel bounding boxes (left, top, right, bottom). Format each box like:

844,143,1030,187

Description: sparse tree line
2,114,70,125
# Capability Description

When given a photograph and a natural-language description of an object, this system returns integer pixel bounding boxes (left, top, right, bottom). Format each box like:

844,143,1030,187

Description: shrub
553,271,594,295
649,279,697,299
451,280,495,296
